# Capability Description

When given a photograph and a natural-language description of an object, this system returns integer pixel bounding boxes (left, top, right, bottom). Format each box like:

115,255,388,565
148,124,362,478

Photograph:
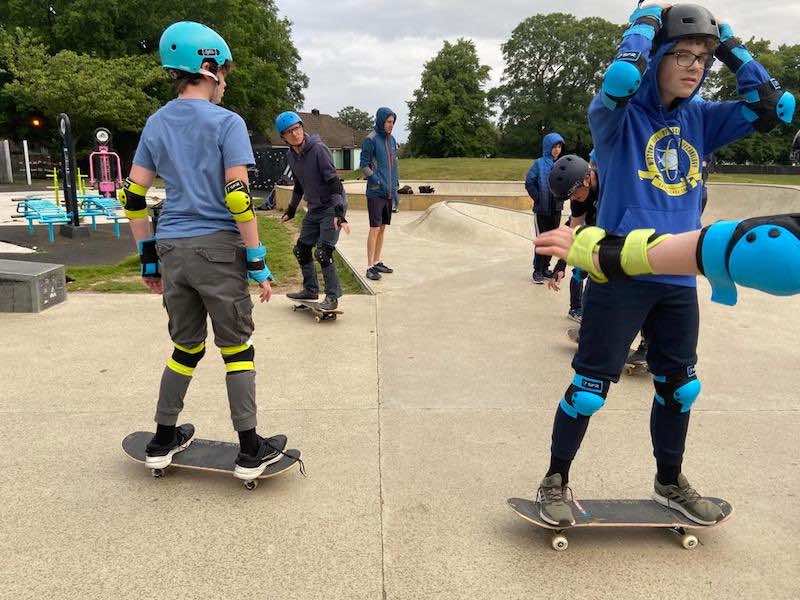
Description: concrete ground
1,185,799,599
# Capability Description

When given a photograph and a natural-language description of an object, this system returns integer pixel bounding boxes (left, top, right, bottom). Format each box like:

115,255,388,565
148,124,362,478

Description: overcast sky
274,1,799,142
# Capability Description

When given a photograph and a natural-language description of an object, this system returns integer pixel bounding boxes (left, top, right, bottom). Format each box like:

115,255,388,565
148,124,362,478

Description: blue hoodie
589,27,776,287
525,132,565,215
360,107,399,203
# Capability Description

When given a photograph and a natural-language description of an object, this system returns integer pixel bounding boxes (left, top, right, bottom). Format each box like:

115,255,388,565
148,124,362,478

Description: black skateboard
291,299,343,323
122,431,303,490
508,497,733,551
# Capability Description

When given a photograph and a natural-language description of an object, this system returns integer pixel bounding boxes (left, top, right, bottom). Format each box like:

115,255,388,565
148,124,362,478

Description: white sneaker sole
145,434,194,470
233,453,283,480
652,492,717,525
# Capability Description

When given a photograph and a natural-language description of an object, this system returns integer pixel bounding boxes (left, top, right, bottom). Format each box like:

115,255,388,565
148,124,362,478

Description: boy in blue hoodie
525,132,564,283
534,2,795,528
360,107,399,281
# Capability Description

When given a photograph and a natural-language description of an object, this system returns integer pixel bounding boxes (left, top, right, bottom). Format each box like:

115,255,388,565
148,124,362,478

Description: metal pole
23,140,32,186
0,140,13,184
58,114,80,227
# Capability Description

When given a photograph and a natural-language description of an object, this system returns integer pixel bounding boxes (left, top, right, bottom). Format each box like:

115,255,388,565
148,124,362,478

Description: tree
490,13,623,157
705,39,799,164
406,39,496,158
337,106,373,131
0,0,307,151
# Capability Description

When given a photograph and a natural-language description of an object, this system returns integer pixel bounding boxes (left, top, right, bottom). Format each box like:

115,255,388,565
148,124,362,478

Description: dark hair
169,59,231,94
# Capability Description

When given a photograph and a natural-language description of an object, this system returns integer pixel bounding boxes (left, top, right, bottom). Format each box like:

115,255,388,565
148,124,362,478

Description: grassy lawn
342,158,800,186
67,211,366,295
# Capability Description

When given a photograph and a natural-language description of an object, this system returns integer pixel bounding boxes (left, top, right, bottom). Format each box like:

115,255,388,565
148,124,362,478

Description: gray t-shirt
133,98,255,239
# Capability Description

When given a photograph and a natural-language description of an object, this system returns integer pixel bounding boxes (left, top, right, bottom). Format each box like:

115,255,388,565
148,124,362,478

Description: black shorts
367,195,392,227
572,278,699,382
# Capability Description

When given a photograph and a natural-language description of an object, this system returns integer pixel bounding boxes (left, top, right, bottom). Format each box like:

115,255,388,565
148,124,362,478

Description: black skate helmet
658,4,720,44
549,155,591,200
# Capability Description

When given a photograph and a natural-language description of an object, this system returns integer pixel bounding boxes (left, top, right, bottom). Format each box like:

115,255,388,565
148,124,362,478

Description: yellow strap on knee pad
566,226,609,283
619,229,672,276
224,180,254,223
117,177,149,220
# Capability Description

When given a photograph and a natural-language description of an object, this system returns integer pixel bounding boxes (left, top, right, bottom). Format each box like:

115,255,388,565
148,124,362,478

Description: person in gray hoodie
277,111,350,310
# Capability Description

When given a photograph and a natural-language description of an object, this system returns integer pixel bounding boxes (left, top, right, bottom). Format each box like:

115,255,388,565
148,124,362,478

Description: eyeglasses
665,50,715,69
283,124,303,136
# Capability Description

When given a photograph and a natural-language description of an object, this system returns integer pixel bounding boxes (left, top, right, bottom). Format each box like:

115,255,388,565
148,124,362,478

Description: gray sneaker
536,473,575,526
653,473,724,525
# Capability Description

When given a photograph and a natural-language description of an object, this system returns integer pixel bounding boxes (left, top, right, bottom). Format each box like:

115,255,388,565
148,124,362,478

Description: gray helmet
549,155,591,200
659,4,720,44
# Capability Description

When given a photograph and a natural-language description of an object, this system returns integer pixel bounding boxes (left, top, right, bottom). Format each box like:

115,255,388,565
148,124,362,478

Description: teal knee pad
559,374,609,418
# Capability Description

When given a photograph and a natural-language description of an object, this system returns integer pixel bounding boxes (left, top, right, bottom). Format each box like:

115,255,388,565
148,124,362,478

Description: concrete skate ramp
404,201,534,245
704,183,800,222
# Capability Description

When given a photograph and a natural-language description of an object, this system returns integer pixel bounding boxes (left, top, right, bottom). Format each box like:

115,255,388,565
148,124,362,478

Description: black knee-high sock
154,424,176,445
238,428,259,455
547,406,591,485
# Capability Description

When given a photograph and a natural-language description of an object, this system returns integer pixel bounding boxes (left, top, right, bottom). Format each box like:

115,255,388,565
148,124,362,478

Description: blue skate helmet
275,111,303,135
159,22,232,75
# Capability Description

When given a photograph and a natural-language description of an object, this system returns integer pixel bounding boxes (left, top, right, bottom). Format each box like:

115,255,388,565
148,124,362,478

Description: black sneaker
373,262,393,274
366,267,382,280
145,424,195,469
287,289,319,301
532,271,545,285
543,268,555,279
234,434,287,480
319,295,338,311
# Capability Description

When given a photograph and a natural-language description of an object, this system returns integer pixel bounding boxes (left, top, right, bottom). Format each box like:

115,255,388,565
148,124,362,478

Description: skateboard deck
291,299,343,322
122,431,303,490
624,361,649,376
508,497,733,551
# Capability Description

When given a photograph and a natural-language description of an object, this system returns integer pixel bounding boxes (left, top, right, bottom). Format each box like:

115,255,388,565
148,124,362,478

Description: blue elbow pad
602,54,646,107
698,215,800,306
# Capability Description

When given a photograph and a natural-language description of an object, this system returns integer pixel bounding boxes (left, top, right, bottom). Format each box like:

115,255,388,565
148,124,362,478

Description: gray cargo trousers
154,230,259,431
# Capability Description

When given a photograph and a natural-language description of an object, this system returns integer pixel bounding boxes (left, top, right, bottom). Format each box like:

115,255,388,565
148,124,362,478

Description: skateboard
291,299,343,323
122,431,303,490
624,361,649,376
507,497,733,551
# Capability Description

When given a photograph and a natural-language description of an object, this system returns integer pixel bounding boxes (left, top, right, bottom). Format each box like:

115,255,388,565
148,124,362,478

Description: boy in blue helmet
277,111,350,310
360,107,399,281
120,21,290,481
534,2,795,527
525,132,565,284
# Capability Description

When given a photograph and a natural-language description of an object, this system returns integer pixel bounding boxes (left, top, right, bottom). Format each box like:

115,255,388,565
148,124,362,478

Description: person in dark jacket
525,132,565,284
277,111,350,311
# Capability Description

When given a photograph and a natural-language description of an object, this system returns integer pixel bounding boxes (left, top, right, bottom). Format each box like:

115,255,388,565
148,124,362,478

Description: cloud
275,1,798,142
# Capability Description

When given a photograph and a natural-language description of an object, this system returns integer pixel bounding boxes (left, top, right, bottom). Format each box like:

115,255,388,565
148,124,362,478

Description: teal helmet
159,21,232,74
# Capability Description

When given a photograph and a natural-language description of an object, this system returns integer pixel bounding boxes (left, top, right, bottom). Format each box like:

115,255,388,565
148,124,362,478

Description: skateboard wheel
292,306,297,312
151,468,164,478
551,534,569,551
332,314,337,321
243,480,258,491
315,316,321,323
681,534,698,550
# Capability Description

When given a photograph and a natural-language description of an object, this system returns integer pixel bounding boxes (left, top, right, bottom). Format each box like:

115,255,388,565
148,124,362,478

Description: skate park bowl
275,180,531,212
374,182,800,247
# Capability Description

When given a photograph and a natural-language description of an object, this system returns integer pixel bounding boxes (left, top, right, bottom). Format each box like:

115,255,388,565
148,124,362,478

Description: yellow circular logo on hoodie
637,127,701,196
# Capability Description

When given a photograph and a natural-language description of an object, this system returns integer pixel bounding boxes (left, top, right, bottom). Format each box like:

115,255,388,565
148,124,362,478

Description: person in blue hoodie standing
278,111,350,311
534,2,795,528
525,132,564,283
360,107,399,281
